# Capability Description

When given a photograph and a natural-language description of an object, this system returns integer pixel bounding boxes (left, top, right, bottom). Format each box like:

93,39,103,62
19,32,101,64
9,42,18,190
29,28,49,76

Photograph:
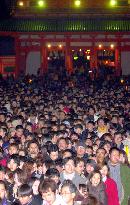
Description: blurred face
28,143,39,158
50,151,58,161
9,146,18,155
87,123,94,132
42,189,56,204
114,134,122,145
89,108,94,115
96,149,106,162
0,184,6,199
8,159,18,171
98,119,105,127
51,176,59,184
0,171,5,181
77,146,86,157
75,161,84,175
64,159,75,174
61,186,75,204
19,195,32,205
32,180,40,195
100,165,108,178
16,129,23,138
110,150,120,165
58,139,67,151
119,153,125,164
90,173,101,187
86,164,94,174
63,151,72,159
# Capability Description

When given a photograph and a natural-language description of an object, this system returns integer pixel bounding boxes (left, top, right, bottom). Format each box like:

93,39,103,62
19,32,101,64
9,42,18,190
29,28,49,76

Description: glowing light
18,1,24,7
47,44,51,48
120,79,124,84
79,49,82,52
38,0,45,7
47,57,50,60
110,0,117,6
105,61,108,64
110,44,114,48
29,79,32,83
99,44,102,48
59,44,62,48
74,57,78,60
87,56,90,60
75,0,81,7
72,50,75,52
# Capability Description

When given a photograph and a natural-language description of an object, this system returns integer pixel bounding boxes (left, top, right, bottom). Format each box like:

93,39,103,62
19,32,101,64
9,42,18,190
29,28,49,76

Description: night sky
0,0,13,19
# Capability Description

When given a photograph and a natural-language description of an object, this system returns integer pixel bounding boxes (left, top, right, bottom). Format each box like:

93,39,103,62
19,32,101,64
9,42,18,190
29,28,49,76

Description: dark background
0,0,13,19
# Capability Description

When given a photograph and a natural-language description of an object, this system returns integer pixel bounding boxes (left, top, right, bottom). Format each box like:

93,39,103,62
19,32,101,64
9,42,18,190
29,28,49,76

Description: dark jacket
88,182,108,205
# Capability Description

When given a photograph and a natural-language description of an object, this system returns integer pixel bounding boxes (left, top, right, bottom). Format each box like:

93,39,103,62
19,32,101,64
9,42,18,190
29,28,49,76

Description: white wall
121,51,130,75
26,51,41,75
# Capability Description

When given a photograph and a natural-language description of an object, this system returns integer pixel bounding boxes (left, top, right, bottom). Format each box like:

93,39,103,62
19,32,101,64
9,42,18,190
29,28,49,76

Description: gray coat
60,172,87,188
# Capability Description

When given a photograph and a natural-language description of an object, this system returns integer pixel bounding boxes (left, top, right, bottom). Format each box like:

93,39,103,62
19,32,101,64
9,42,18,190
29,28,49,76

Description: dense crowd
0,74,129,205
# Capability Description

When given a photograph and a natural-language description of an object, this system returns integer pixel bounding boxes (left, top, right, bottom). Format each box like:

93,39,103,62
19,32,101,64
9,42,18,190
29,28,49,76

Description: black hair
45,168,60,178
18,184,33,197
61,180,77,193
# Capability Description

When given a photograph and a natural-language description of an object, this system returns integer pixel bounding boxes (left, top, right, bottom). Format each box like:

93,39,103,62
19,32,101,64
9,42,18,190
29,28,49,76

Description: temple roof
0,17,130,32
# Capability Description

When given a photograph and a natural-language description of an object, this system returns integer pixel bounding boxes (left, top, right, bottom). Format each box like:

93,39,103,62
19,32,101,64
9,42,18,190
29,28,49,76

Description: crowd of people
0,73,129,205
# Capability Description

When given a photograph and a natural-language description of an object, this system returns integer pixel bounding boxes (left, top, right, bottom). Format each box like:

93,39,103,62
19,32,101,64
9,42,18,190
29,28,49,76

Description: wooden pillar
116,40,122,76
41,39,48,74
15,36,20,78
65,36,73,74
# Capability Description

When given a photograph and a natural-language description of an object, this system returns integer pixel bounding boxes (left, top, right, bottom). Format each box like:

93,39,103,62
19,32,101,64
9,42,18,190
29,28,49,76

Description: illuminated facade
0,0,130,77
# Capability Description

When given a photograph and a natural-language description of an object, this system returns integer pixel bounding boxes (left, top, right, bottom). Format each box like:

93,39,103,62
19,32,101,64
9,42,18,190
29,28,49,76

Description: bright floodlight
38,0,45,7
18,1,24,7
75,0,81,7
110,0,117,6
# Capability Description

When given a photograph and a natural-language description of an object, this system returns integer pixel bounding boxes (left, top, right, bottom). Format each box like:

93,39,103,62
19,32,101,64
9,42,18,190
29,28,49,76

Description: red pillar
15,36,20,78
41,42,48,74
65,37,73,74
115,45,121,76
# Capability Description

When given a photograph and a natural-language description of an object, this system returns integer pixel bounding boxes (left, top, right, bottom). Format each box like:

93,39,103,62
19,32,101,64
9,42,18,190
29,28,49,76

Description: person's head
45,168,60,184
86,121,95,132
96,148,106,164
75,158,85,175
28,177,40,195
79,184,88,198
97,118,105,127
48,144,59,161
39,179,57,204
0,167,5,181
7,155,20,172
57,137,68,151
74,124,83,135
18,184,33,205
85,159,97,174
88,107,95,116
61,180,77,205
15,125,24,138
109,147,120,165
0,180,8,200
0,128,7,138
14,168,28,186
8,143,18,156
114,132,122,145
119,150,130,166
63,157,75,174
76,142,86,157
89,170,102,187
27,140,39,159
98,163,110,179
